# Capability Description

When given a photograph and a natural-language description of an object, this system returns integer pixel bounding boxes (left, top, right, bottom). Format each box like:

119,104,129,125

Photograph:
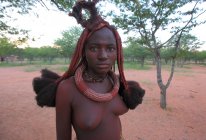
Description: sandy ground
0,64,206,140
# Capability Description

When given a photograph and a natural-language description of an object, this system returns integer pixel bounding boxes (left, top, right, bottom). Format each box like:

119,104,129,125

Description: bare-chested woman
32,1,145,140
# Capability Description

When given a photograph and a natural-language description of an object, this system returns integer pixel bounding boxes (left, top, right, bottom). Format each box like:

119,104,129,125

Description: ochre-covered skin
56,77,128,140
56,27,128,140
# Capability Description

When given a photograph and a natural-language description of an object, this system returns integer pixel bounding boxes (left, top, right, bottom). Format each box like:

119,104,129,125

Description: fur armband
119,81,145,109
32,69,60,107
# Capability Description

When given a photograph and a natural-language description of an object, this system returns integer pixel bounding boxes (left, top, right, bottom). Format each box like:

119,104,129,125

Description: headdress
32,0,145,109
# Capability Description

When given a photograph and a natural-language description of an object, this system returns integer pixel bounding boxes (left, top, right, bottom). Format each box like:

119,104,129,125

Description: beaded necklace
83,71,108,83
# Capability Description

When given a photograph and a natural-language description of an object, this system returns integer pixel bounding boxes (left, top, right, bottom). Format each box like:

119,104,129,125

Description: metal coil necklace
74,64,119,102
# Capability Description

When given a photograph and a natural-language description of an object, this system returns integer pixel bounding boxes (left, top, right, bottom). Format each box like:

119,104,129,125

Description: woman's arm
56,80,73,140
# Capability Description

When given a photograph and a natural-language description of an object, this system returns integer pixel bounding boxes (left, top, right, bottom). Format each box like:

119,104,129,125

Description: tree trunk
152,58,156,65
64,57,67,64
160,88,167,109
140,57,145,67
165,59,168,64
155,50,167,109
49,59,52,64
155,49,171,109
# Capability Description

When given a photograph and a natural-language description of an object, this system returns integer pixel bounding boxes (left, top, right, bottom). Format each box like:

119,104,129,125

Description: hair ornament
68,0,105,30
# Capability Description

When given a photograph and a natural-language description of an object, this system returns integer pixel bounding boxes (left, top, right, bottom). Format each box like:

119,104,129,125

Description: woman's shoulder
56,76,76,101
58,76,76,89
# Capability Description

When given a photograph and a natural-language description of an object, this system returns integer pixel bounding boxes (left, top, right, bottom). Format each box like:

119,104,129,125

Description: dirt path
0,65,206,140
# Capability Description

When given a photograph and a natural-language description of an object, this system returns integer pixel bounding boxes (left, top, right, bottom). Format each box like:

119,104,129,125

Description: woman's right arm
56,80,73,140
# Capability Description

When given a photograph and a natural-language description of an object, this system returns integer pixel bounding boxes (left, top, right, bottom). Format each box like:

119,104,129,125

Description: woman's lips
96,64,110,68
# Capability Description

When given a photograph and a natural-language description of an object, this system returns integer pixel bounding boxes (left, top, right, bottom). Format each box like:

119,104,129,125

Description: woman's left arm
56,80,73,140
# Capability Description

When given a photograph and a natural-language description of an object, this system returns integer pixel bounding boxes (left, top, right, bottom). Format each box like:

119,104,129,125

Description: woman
56,26,128,140
32,1,145,140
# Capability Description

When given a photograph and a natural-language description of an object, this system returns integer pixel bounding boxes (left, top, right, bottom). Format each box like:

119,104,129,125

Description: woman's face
85,27,117,76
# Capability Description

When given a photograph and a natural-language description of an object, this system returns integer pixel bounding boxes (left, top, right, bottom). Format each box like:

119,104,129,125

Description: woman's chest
71,93,128,130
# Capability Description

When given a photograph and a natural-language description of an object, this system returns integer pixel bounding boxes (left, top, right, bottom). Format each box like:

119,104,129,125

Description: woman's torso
68,77,128,140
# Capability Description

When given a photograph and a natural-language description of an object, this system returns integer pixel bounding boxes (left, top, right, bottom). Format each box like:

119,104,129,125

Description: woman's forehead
86,27,116,44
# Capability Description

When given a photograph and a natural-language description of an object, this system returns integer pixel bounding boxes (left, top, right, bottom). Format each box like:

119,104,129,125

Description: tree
23,47,39,63
38,46,59,64
0,0,74,38
0,0,38,38
178,34,202,66
161,48,174,64
193,50,206,64
55,26,82,63
14,47,25,63
167,33,202,66
124,37,151,67
0,37,16,57
104,0,206,109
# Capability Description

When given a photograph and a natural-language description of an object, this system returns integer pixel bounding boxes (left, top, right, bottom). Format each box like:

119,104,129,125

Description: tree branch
50,0,67,12
160,1,200,48
165,31,183,88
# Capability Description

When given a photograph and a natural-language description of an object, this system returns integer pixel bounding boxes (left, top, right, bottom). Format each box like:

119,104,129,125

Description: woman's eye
107,47,116,52
90,47,98,52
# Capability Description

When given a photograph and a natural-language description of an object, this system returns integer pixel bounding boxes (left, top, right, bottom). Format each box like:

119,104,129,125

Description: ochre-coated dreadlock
32,0,145,109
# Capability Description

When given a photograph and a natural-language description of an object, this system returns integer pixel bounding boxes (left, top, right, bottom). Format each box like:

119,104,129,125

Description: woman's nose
98,49,108,60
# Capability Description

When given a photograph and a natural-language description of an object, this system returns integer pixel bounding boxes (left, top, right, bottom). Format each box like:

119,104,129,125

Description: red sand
0,65,206,140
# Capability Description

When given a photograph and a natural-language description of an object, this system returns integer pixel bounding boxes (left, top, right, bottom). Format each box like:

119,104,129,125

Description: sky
6,1,206,50
7,2,77,48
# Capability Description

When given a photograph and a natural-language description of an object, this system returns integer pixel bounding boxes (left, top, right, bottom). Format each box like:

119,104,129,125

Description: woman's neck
83,70,108,83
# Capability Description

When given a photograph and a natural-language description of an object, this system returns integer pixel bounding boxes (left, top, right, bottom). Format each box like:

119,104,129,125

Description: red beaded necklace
74,65,119,102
